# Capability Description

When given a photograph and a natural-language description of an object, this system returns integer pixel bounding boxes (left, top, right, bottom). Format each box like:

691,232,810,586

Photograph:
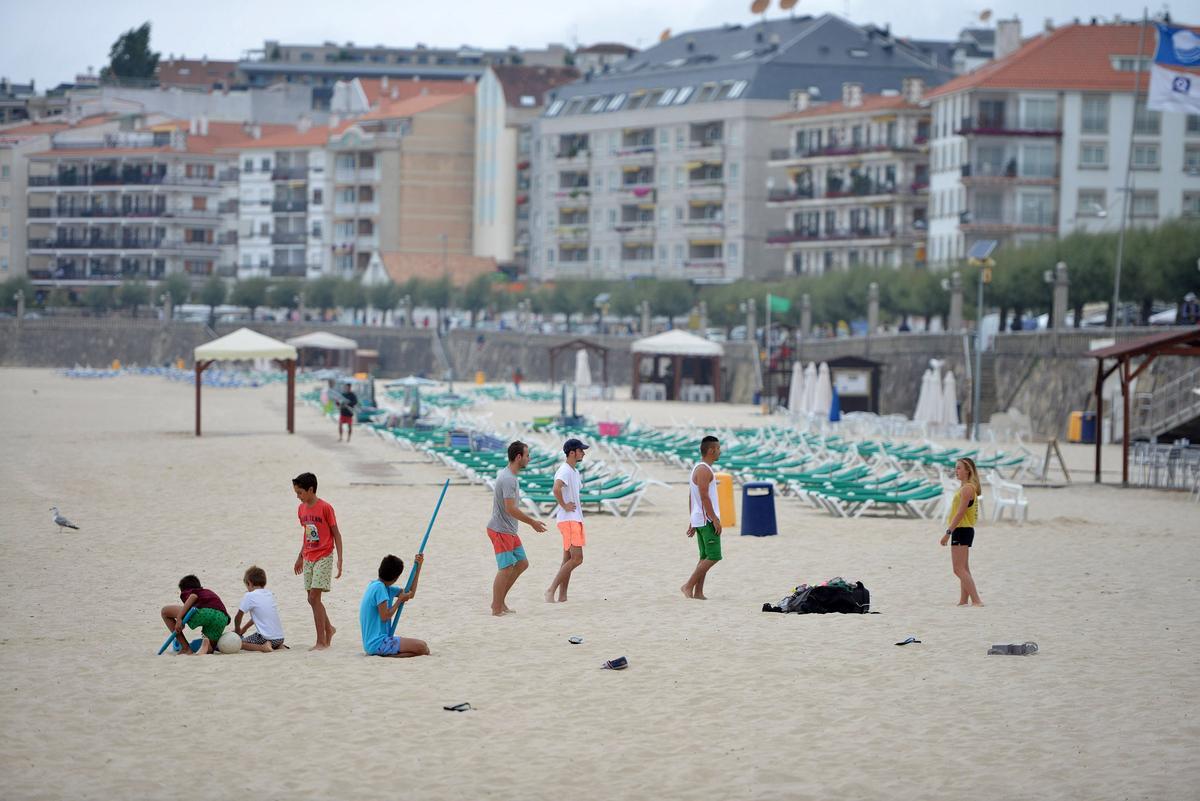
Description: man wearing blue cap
546,438,588,603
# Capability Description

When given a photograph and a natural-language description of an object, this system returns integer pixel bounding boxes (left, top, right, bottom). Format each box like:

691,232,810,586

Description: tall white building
925,20,1200,266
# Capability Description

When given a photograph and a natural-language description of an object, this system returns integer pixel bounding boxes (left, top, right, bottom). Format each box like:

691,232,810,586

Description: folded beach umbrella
913,368,931,423
802,362,818,415
787,361,804,417
942,371,959,426
575,349,593,388
813,362,833,419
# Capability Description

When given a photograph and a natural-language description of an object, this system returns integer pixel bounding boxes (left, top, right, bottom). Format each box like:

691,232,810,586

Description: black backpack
769,581,870,614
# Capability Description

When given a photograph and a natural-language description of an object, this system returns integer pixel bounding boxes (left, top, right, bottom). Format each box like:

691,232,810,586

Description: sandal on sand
443,702,472,712
601,656,628,670
895,637,922,646
568,636,583,644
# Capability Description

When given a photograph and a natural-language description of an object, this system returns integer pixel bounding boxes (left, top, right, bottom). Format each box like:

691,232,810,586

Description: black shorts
950,527,975,547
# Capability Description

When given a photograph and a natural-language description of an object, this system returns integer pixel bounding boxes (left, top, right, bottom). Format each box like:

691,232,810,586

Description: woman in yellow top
940,457,984,606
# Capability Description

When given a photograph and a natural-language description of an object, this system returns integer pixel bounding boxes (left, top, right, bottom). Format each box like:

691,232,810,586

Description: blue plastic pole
157,607,197,654
388,479,449,635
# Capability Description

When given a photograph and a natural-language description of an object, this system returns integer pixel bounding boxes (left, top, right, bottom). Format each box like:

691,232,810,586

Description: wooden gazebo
193,328,298,436
1090,326,1200,484
548,338,610,386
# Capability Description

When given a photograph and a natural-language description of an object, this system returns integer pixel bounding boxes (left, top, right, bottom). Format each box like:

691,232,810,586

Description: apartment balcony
218,231,239,246
767,187,816,205
26,268,167,284
271,232,306,245
356,234,379,250
215,264,238,278
766,227,907,246
556,226,590,242
769,142,921,165
555,189,591,202
960,162,1059,187
272,199,308,213
615,145,655,162
333,199,378,216
271,167,308,181
334,167,381,183
26,206,171,220
218,168,240,183
217,199,239,214
269,263,311,277
28,237,217,252
614,223,655,241
683,258,725,279
959,220,1056,235
556,246,589,263
956,116,1061,138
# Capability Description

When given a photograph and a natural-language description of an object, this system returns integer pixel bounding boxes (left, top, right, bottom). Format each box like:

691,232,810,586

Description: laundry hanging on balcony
631,187,653,198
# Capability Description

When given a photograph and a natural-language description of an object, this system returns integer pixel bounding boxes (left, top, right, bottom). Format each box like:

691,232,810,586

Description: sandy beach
1,367,1197,801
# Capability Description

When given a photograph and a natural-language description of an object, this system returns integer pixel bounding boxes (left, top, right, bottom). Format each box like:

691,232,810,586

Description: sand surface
1,368,1197,801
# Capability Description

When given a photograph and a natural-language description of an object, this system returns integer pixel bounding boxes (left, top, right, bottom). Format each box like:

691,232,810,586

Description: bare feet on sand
309,643,328,651
545,590,557,603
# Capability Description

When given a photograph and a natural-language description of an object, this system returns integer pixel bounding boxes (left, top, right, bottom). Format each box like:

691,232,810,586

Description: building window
1133,105,1161,135
1130,191,1157,218
975,193,1002,223
1185,145,1200,173
727,242,738,265
0,165,9,180
243,159,253,172
1183,192,1200,217
1021,144,1056,178
728,163,739,180
674,244,683,265
1187,115,1200,135
0,225,7,241
728,202,739,224
1077,189,1106,216
1131,143,1159,170
1079,142,1107,168
1080,96,1108,134
260,158,271,171
0,195,7,209
547,248,555,264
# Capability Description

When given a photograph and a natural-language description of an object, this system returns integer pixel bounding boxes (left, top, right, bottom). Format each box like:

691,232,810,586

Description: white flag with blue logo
1148,23,1200,114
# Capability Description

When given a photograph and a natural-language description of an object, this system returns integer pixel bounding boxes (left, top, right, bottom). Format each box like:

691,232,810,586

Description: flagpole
1112,8,1150,335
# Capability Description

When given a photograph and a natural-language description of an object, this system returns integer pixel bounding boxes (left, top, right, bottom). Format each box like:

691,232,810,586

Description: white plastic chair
986,471,1029,524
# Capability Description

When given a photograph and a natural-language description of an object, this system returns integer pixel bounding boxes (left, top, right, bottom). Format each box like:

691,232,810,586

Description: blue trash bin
1081,411,1097,444
740,481,778,537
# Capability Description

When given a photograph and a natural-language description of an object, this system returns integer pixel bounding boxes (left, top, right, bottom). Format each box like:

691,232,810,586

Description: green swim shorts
695,522,722,562
188,607,230,643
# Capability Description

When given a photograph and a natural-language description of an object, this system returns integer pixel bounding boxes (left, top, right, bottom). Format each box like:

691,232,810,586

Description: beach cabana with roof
194,328,298,436
285,331,359,369
631,330,723,402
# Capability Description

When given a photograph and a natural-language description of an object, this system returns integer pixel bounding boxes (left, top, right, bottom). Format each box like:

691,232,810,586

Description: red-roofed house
765,78,932,273
473,64,580,273
924,20,1200,265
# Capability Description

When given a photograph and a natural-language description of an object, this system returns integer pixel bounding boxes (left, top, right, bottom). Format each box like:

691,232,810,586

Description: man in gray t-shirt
486,441,547,616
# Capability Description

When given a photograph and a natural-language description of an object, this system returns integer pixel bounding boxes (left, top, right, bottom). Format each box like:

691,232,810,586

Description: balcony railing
271,167,308,181
272,199,308,213
961,162,1059,183
218,168,240,183
27,174,222,188
271,232,306,245
956,116,1061,138
218,200,239,214
29,237,177,250
766,227,900,244
218,232,239,245
269,263,310,277
772,142,917,161
767,188,815,203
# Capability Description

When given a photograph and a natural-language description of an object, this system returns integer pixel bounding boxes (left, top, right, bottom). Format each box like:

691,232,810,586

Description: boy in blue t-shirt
359,553,429,657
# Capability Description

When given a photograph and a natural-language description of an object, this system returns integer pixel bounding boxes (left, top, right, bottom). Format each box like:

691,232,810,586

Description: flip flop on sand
443,702,472,712
569,636,583,644
601,656,628,670
895,637,922,646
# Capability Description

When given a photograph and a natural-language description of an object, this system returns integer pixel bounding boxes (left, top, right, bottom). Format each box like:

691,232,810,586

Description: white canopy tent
630,330,724,402
285,331,359,369
193,328,298,436
285,332,358,351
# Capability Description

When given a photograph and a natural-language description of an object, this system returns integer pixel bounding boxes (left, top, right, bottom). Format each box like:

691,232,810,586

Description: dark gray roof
549,15,953,105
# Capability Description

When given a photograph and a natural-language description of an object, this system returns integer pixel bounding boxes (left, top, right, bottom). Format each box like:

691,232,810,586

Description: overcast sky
0,0,1158,89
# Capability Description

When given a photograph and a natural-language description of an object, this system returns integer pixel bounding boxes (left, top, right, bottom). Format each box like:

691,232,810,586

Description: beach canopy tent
285,331,358,369
194,328,298,436
1090,326,1200,485
631,329,723,402
548,339,610,386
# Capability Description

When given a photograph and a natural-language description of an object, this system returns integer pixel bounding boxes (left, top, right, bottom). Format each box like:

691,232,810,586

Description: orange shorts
557,521,586,550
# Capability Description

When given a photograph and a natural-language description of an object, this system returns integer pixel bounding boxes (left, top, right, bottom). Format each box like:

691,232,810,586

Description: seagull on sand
50,507,80,532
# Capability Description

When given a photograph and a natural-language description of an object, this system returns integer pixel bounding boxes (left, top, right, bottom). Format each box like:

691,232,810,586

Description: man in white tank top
682,435,722,599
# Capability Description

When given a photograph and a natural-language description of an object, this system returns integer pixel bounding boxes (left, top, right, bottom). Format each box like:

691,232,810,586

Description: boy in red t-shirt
292,472,344,650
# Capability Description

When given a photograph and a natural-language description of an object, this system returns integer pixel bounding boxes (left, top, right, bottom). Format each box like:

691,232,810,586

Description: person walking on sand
546,438,588,603
487,441,547,616
337,382,358,442
941,457,984,606
293,472,344,648
682,435,722,600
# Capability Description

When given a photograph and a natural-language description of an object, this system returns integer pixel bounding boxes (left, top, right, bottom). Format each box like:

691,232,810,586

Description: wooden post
632,354,640,401
194,360,211,436
672,355,682,401
712,356,721,402
1121,358,1130,487
286,359,295,434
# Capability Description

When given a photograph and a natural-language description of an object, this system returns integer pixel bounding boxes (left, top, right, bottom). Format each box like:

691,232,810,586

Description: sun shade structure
285,331,358,350
631,330,724,402
193,328,299,436
286,331,359,369
1089,326,1200,485
548,339,610,386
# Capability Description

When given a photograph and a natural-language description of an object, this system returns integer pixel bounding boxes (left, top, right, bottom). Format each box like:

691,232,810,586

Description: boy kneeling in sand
161,574,231,654
359,554,430,658
235,566,286,652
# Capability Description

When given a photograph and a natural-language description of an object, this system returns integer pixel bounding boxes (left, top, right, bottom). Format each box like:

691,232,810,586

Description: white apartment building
473,65,579,273
766,79,931,274
926,20,1200,266
22,119,250,287
529,15,952,282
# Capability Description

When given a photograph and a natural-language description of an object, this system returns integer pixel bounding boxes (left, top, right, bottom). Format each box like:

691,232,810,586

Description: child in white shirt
235,566,286,651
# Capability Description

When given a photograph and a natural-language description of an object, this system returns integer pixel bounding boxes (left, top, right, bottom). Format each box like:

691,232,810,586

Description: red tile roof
30,121,298,157
927,22,1200,98
357,92,467,121
490,65,580,107
217,120,356,151
0,114,116,138
774,94,921,122
356,77,476,107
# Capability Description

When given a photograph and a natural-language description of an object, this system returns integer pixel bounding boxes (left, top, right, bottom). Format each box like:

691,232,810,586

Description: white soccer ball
216,631,242,654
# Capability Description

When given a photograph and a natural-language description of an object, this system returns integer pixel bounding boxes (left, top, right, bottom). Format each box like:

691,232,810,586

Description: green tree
84,286,114,315
160,272,192,314
335,278,368,323
651,280,695,328
369,282,402,323
198,276,227,327
420,276,454,331
230,277,270,320
304,276,340,317
100,23,160,84
0,276,34,311
459,273,497,327
268,279,303,312
117,280,151,318
46,288,73,309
